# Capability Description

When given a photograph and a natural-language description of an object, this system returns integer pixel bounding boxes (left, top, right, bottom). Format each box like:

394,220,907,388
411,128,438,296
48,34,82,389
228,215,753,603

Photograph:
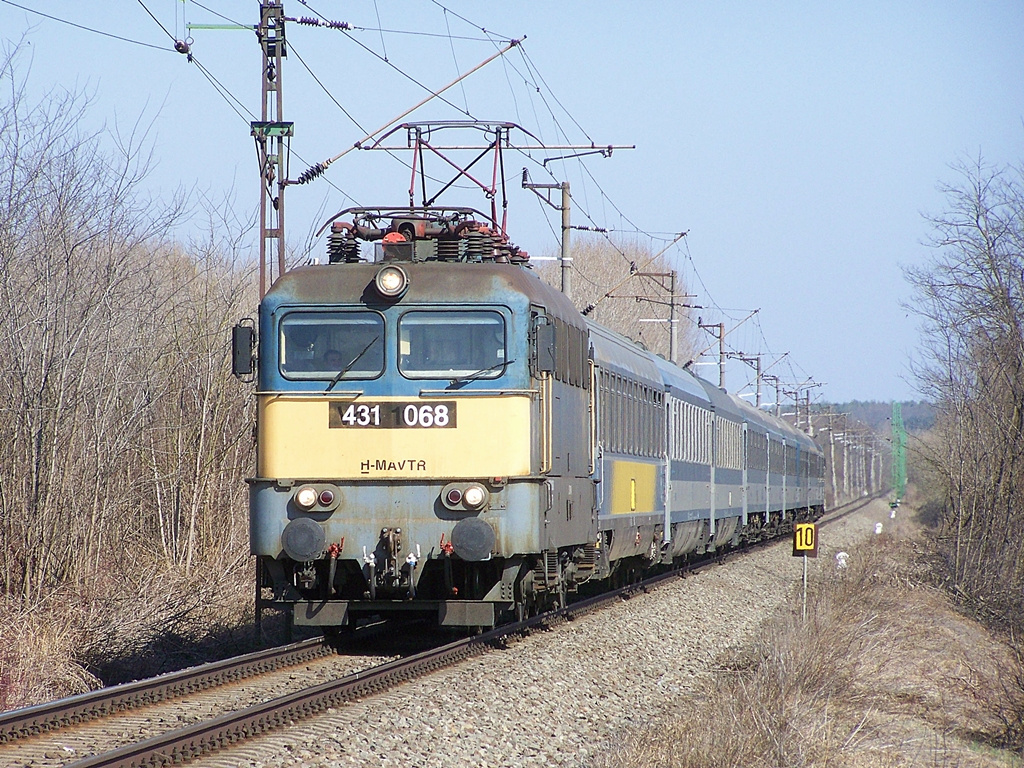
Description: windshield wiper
448,359,515,389
326,336,379,392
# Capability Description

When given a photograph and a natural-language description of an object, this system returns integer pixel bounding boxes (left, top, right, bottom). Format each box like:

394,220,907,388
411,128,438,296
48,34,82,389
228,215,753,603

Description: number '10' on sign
793,523,818,558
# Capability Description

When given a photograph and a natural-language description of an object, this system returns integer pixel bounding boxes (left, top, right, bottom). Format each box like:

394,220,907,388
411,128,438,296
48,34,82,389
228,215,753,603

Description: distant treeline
818,401,935,434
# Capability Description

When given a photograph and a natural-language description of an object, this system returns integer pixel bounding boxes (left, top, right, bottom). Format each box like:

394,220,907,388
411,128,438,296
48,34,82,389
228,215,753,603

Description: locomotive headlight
294,485,318,510
463,484,488,510
374,265,409,298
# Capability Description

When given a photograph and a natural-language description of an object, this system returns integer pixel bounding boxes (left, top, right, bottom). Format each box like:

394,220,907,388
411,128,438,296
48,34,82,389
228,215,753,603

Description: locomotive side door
529,307,596,549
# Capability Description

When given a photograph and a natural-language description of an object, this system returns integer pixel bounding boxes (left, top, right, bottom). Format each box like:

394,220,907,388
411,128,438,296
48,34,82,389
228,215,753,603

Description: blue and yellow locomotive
233,207,825,630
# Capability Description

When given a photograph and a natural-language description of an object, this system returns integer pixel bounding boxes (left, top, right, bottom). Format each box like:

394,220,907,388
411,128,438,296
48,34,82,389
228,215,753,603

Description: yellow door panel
609,460,658,514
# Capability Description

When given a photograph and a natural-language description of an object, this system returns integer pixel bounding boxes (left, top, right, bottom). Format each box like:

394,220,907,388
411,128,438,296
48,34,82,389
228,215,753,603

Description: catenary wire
0,0,171,52
135,0,176,43
295,0,474,117
187,0,250,28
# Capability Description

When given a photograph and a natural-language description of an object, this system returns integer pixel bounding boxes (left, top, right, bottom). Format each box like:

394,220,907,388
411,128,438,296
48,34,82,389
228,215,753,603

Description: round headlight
294,485,318,510
463,484,487,509
374,265,408,298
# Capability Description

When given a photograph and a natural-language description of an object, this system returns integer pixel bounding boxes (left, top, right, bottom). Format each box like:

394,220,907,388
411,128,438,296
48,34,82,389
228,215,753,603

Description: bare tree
0,46,255,616
537,236,698,362
906,157,1024,625
0,48,171,601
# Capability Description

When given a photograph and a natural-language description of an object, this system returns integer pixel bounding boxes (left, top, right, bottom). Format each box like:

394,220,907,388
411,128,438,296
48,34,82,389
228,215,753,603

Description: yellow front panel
609,460,658,514
258,395,532,479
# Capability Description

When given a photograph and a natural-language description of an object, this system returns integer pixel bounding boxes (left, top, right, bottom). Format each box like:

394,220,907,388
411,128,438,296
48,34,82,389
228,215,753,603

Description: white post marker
793,523,818,621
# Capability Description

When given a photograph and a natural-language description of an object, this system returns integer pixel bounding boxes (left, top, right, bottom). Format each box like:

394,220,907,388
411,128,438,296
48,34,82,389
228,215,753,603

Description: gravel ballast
202,499,891,768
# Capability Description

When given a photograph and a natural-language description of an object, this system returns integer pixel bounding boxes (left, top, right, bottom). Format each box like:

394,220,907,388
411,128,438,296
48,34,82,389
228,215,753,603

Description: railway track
0,637,336,744
0,630,404,768
1,497,876,768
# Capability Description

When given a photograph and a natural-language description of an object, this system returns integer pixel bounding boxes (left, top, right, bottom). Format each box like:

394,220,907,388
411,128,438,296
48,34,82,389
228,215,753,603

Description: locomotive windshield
399,310,505,379
279,311,384,380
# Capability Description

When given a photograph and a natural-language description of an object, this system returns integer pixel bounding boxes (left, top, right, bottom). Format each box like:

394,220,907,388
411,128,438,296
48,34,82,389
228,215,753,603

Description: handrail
418,388,537,397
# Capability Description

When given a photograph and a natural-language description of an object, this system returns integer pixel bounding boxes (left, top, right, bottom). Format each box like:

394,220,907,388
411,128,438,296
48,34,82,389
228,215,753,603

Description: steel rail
0,636,332,743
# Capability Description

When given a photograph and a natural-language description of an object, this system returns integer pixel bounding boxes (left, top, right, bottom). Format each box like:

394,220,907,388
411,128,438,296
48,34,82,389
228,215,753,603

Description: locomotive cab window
399,310,506,379
279,311,384,380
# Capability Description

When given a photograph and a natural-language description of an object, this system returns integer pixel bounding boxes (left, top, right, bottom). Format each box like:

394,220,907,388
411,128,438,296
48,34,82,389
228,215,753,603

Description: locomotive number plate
329,401,457,429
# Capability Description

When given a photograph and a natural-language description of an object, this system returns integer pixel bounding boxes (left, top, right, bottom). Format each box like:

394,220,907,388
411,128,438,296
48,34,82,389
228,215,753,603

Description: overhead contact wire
428,0,516,43
288,40,452,189
188,0,249,28
296,0,474,118
371,0,388,61
135,0,177,43
0,0,170,51
442,7,470,114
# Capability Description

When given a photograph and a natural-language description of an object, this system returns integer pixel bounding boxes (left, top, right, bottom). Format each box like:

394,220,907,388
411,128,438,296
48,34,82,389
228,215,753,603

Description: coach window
616,375,625,453
279,311,384,380
634,381,642,455
611,375,620,453
641,387,648,456
692,406,700,463
627,381,636,455
399,310,506,379
636,382,644,455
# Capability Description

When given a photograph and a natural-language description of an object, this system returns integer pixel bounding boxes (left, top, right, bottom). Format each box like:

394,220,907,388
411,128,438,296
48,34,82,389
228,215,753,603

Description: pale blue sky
2,1,1021,404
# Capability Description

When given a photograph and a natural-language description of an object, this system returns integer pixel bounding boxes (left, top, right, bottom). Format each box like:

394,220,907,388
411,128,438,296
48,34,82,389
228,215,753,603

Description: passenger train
233,207,826,629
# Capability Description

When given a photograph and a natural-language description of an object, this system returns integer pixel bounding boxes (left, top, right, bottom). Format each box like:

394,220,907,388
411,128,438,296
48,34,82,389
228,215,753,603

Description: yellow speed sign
793,523,818,558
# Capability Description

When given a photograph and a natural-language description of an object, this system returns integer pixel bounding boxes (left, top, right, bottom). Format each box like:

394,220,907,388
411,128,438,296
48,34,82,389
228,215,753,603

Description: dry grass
597,526,1024,768
0,594,102,710
0,557,255,711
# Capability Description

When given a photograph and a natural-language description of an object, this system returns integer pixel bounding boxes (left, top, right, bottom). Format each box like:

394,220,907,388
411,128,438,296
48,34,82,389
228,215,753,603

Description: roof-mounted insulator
465,229,489,262
295,16,352,30
328,222,360,263
297,161,329,185
436,237,461,262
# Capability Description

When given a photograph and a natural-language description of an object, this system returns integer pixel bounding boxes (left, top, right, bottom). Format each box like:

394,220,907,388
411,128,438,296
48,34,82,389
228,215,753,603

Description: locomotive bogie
665,520,712,559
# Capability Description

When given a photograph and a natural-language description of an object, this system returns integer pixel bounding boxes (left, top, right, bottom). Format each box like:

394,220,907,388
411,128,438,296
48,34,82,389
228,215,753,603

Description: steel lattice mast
891,401,907,499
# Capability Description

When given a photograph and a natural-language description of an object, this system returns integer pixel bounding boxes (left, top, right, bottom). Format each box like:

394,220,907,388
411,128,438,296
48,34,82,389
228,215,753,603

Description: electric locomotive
235,208,595,628
232,206,825,630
